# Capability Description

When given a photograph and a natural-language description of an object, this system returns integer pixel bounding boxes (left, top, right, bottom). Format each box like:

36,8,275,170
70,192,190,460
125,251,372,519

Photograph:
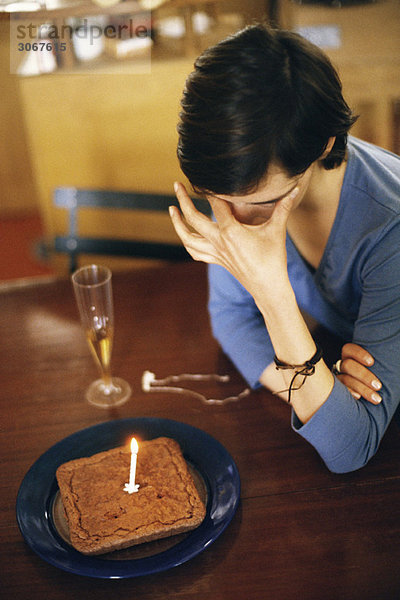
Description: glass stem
101,368,113,388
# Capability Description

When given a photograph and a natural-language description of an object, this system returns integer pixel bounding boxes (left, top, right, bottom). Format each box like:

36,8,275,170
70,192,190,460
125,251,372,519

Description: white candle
123,437,140,494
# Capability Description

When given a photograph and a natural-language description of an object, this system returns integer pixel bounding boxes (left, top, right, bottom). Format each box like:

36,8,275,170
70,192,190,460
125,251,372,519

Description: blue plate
16,418,240,579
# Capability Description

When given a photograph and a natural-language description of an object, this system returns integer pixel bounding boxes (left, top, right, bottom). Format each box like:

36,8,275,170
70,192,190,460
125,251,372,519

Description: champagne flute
71,264,131,408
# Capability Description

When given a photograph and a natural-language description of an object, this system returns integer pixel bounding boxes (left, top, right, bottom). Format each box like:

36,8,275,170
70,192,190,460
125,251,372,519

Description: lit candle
123,437,140,494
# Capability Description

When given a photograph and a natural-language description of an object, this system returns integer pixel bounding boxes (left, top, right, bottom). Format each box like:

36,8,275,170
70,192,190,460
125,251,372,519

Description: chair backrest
53,187,210,272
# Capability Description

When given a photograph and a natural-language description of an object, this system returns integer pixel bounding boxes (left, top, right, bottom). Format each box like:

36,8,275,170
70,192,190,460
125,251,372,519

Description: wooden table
1,262,400,599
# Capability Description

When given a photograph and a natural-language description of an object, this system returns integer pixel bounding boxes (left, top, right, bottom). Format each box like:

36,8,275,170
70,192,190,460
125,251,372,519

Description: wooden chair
53,187,210,272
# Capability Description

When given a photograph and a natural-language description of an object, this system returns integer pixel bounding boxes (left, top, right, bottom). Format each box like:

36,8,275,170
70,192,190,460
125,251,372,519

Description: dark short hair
177,23,358,195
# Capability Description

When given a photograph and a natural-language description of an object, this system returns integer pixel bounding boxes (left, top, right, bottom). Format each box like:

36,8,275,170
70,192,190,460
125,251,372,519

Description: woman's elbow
323,444,379,474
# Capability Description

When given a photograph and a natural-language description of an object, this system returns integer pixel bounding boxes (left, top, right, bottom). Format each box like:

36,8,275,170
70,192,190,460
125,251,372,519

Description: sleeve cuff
290,377,370,473
291,377,349,434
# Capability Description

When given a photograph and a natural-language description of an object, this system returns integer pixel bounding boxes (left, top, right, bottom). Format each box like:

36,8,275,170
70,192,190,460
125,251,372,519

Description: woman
169,24,400,473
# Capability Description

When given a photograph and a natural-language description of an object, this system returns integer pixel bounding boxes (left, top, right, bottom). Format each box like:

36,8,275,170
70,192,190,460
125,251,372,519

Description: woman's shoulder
347,136,400,169
344,136,400,215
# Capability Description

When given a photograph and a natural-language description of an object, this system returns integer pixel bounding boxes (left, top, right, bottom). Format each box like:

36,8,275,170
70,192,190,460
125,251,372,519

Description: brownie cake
55,437,206,555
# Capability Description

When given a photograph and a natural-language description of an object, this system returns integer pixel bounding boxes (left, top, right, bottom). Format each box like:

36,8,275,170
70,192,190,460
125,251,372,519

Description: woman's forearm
255,278,334,423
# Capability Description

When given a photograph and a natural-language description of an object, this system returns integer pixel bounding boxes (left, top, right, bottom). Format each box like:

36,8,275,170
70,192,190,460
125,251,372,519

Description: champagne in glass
71,264,131,408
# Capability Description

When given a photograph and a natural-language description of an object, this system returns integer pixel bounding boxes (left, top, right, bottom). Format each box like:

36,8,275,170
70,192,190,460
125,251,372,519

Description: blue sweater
208,137,400,473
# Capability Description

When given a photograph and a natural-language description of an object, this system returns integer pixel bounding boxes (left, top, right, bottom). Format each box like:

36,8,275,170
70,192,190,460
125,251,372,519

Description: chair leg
70,254,78,274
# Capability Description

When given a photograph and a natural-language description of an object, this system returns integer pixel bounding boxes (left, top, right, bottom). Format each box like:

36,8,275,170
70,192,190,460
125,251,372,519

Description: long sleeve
293,220,400,472
208,263,274,388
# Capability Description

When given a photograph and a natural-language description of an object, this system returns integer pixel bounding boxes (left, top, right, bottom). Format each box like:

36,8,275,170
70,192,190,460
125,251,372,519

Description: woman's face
207,163,314,225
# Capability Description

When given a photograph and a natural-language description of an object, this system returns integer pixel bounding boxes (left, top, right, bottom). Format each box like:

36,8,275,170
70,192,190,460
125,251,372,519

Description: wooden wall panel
279,0,400,151
0,16,38,214
17,58,194,246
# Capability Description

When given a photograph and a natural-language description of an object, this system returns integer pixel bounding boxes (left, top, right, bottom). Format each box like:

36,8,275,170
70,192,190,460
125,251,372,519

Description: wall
0,16,38,214
1,0,265,222
18,58,192,230
1,0,399,272
279,0,400,150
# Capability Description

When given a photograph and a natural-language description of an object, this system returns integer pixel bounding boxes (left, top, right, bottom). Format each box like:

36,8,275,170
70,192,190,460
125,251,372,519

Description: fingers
208,196,237,228
335,349,382,405
169,204,218,264
341,342,374,366
271,187,300,226
338,373,382,405
173,182,217,239
340,343,382,404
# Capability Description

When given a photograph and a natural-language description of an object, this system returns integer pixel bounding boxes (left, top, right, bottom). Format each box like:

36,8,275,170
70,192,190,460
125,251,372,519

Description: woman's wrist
252,273,293,317
256,280,316,365
255,277,334,421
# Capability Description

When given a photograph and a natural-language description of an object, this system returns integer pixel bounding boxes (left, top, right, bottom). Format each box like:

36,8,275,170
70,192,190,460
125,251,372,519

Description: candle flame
130,437,139,453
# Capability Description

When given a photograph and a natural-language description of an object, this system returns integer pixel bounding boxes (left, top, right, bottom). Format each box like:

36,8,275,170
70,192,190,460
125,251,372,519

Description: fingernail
174,182,179,193
168,206,174,217
351,392,361,399
365,356,374,365
372,380,381,390
372,393,382,403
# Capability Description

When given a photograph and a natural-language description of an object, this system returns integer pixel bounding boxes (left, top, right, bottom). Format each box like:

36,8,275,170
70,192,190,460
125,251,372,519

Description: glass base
85,377,131,408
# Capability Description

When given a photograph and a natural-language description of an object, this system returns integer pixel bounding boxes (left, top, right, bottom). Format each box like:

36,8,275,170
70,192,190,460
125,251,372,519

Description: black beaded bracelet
274,344,323,403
